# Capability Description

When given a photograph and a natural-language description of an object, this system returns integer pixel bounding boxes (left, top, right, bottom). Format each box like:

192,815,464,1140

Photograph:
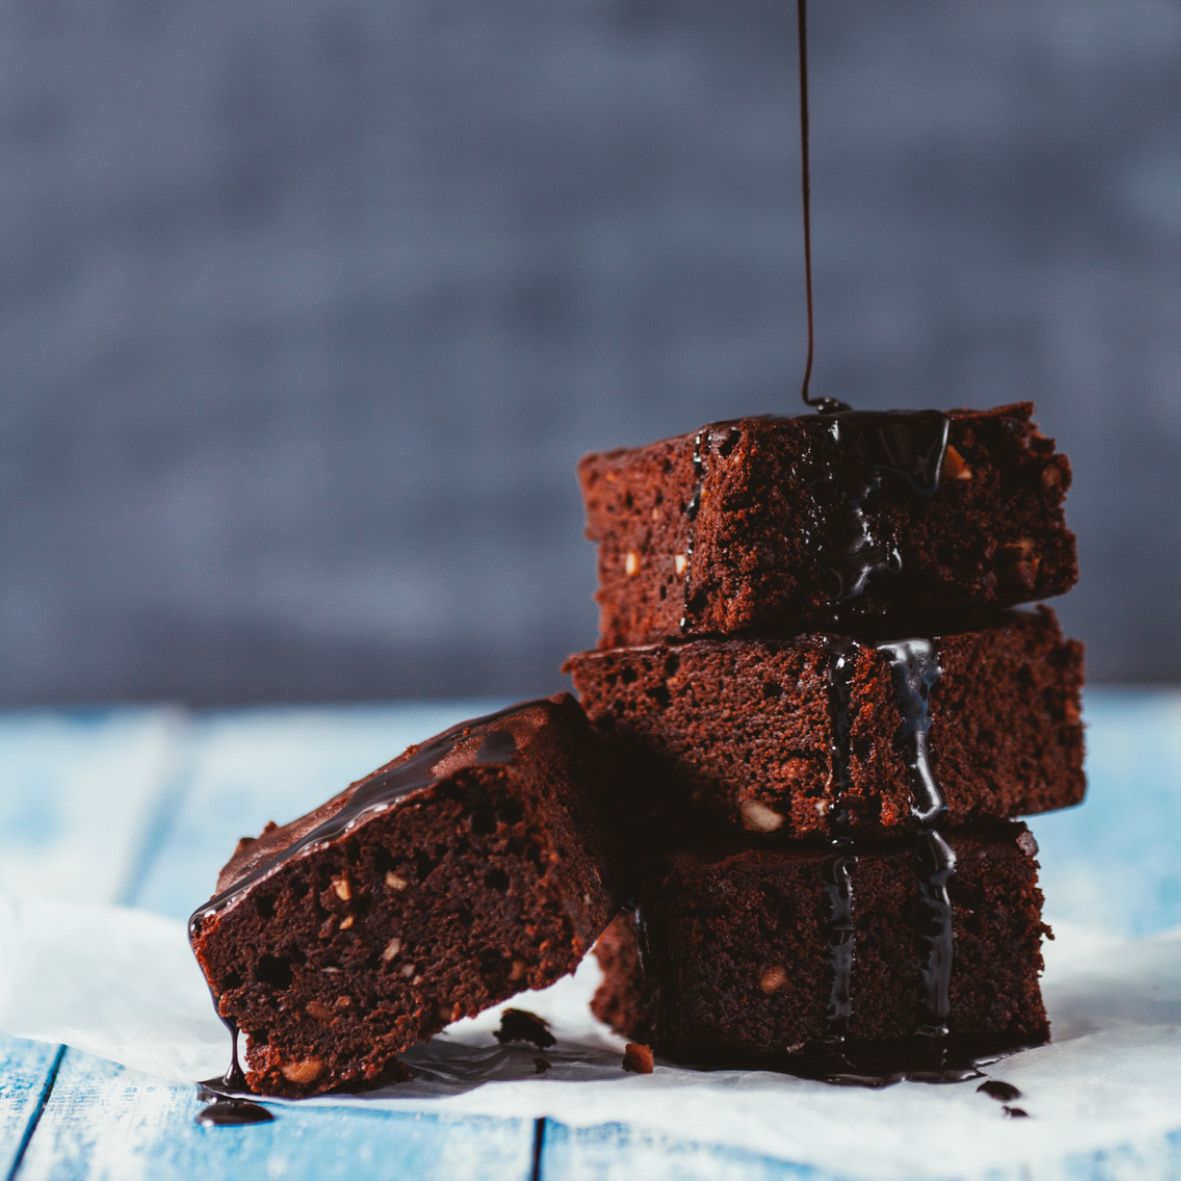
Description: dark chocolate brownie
190,695,619,1097
567,607,1084,837
592,824,1049,1077
579,404,1077,647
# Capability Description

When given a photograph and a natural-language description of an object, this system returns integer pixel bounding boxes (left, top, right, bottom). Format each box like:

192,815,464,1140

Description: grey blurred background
1,0,1178,705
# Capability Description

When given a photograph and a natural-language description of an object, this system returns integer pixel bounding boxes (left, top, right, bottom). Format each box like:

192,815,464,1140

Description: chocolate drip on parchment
194,1016,274,1127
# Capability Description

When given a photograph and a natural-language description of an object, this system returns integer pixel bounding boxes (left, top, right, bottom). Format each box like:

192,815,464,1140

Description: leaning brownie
190,695,619,1097
580,403,1076,646
592,824,1049,1074
567,607,1084,837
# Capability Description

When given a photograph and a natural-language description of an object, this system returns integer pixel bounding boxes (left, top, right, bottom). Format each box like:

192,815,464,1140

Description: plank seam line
4,1045,65,1181
8,710,199,1181
530,1117,546,1181
115,711,200,907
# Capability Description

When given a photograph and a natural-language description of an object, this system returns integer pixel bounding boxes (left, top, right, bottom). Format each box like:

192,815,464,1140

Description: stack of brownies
567,403,1084,1080
189,400,1084,1098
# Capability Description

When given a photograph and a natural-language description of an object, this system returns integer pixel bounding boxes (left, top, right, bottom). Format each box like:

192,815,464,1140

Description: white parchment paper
2,892,1179,1178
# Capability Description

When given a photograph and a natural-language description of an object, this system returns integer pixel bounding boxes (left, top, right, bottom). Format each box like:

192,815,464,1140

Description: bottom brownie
592,824,1049,1081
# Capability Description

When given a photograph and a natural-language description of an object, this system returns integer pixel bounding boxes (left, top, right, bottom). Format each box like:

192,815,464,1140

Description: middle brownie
566,606,1083,837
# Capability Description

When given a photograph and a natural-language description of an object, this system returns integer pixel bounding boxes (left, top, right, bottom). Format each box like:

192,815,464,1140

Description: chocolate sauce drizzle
190,706,522,936
677,410,949,637
679,424,741,633
807,632,968,1084
878,639,956,1043
821,638,858,1048
189,703,526,1118
814,411,950,603
195,1016,274,1127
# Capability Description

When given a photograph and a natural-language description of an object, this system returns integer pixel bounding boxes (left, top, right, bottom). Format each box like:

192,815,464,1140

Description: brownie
592,824,1049,1075
579,403,1077,647
190,695,619,1097
567,607,1084,838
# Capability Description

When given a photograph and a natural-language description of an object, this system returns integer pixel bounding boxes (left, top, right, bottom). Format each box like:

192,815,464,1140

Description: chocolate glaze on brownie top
194,701,534,923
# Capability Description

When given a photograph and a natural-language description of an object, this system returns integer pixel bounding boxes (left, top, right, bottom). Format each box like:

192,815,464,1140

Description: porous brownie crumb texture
567,607,1084,837
579,403,1077,647
191,696,618,1097
592,826,1049,1064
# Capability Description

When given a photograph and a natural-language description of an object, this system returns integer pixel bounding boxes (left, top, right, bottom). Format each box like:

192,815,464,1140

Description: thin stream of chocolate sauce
678,423,741,633
796,0,816,409
795,0,848,415
821,638,858,1049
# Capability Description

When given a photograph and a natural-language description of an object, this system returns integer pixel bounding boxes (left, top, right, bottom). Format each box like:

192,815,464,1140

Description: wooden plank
15,704,535,1181
540,1119,827,1181
0,1044,59,1171
0,709,188,903
1,710,189,1181
17,1054,536,1181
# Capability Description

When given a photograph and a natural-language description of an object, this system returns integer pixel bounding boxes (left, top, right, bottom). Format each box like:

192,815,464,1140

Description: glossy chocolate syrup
978,1079,1022,1103
677,408,949,636
813,410,950,603
679,423,741,632
189,703,529,1115
190,705,523,935
792,4,951,601
195,1016,274,1127
808,632,971,1085
878,639,956,1042
795,0,848,416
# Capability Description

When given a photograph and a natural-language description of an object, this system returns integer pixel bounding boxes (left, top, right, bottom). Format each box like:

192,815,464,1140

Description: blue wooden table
1,690,1179,1180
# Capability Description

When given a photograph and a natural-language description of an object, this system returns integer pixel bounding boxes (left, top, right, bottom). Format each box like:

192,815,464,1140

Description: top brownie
579,403,1076,646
